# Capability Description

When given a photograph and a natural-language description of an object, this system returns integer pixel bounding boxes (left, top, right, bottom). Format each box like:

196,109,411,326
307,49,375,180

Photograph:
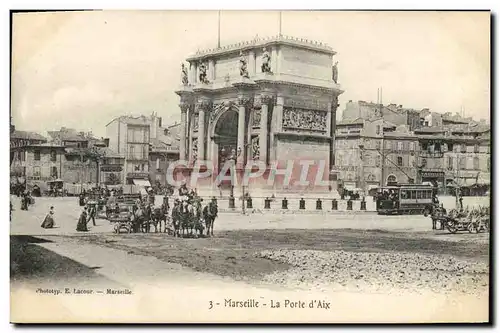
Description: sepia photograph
9,9,491,323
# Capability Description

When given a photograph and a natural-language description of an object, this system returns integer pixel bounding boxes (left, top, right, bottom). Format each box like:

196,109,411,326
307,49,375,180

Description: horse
424,203,447,230
151,203,170,233
203,201,218,237
171,201,183,237
131,205,151,233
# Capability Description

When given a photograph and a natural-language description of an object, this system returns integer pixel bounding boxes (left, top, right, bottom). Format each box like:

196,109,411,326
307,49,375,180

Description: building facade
176,35,343,196
334,118,419,193
10,143,66,191
106,115,152,186
339,100,491,195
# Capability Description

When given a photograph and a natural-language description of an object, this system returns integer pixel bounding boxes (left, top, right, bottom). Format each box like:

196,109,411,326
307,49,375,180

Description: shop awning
132,179,151,187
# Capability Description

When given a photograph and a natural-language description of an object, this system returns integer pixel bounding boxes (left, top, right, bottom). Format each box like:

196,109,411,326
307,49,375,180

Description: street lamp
358,144,365,194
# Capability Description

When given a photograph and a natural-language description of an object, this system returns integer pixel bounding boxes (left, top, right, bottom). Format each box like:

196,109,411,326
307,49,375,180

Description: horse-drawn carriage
108,202,135,234
425,204,490,234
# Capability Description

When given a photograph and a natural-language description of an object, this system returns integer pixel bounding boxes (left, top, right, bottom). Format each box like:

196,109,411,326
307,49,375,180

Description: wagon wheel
467,222,475,234
445,220,458,234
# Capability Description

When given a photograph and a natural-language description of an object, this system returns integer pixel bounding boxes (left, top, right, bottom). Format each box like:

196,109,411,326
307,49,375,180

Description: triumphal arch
175,35,343,197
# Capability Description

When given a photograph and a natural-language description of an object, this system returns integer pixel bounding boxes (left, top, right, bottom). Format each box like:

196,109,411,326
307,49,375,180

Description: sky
11,10,490,138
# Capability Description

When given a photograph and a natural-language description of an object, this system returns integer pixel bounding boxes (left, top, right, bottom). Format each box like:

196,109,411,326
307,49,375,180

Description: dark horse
202,201,218,237
424,204,447,230
151,203,170,233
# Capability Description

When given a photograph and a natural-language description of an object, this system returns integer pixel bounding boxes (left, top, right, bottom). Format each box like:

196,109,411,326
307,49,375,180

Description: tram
376,184,436,215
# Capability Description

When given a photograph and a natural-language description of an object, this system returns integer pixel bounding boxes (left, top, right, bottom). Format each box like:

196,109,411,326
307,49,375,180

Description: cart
108,202,135,233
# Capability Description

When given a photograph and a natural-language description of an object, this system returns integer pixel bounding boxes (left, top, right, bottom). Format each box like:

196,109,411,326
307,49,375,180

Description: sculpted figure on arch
261,47,271,73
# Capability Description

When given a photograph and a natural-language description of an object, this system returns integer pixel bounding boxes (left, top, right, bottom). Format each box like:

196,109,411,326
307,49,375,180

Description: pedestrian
87,203,97,226
459,195,463,211
76,207,89,232
41,206,55,229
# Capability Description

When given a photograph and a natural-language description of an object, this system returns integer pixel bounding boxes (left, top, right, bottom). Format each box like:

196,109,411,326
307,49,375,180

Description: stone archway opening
214,109,238,188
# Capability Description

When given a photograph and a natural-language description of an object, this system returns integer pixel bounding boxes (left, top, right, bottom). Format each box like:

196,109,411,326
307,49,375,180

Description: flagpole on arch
279,11,282,36
217,10,221,48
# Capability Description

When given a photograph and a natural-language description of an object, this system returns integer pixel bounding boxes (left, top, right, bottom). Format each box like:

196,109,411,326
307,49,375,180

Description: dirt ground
58,228,490,290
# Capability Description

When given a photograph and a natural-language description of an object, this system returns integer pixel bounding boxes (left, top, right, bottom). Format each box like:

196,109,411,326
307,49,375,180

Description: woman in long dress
41,206,55,229
76,207,89,232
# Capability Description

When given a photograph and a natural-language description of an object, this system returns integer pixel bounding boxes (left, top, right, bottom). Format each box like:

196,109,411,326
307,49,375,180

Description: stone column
271,95,284,161
196,100,210,161
330,95,339,169
179,103,189,161
260,95,272,165
237,96,249,167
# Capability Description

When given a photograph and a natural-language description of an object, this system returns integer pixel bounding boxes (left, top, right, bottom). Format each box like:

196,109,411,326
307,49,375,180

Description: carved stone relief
252,109,262,127
282,107,327,133
192,113,199,131
251,136,260,160
191,138,198,161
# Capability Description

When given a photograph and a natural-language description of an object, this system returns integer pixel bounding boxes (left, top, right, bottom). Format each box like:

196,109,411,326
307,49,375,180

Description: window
409,178,414,184
421,142,428,151
397,142,403,151
417,191,422,199
410,191,416,199
376,125,380,135
50,150,57,162
141,163,146,171
421,158,427,167
134,164,140,171
461,144,466,153
387,175,397,185
435,143,441,152
459,157,466,169
474,144,479,153
409,142,414,151
397,156,403,166
34,150,41,161
129,146,135,159
401,190,408,199
473,157,479,170
33,166,41,180
448,156,454,169
447,143,453,151
156,158,160,169
51,167,58,178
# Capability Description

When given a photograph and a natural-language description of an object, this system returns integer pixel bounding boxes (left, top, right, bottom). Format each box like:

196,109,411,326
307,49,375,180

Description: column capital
179,103,190,113
237,96,253,108
195,99,212,113
260,94,274,105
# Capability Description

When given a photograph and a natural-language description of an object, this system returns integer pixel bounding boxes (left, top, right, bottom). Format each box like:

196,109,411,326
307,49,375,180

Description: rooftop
187,34,335,61
11,130,47,142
